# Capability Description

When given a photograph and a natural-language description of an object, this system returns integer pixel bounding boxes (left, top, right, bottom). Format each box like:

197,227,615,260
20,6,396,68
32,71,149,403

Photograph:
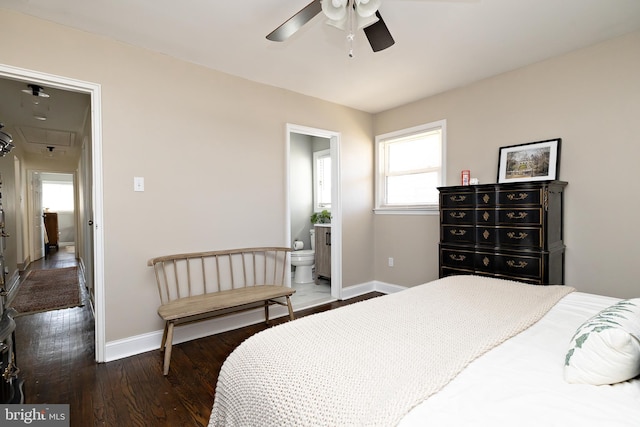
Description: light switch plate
134,176,144,192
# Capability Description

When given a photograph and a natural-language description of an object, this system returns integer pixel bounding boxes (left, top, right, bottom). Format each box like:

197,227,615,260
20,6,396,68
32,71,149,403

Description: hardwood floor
13,247,382,426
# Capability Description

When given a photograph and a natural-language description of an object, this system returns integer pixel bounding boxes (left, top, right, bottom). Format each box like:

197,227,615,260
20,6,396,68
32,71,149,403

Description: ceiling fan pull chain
347,0,355,58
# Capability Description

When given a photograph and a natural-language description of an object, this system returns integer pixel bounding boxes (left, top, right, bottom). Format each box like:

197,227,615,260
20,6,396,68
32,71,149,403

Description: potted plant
310,209,331,224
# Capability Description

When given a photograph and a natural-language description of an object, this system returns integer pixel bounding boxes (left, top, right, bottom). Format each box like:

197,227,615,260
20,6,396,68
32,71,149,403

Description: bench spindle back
148,247,291,305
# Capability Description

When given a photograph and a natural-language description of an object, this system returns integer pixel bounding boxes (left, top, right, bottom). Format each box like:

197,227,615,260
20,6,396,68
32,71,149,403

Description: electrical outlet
388,257,394,267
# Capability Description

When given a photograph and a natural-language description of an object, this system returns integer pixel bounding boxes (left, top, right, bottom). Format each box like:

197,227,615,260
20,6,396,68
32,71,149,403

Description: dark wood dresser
43,212,59,250
438,180,567,285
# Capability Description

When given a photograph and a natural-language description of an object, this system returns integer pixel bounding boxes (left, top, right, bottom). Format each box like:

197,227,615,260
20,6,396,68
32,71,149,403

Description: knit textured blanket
209,275,574,426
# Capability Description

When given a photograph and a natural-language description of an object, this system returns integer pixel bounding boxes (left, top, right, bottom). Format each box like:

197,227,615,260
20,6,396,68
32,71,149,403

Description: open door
79,135,95,304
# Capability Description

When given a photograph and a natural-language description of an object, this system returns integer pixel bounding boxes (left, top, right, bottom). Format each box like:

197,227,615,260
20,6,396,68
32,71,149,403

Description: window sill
373,207,439,216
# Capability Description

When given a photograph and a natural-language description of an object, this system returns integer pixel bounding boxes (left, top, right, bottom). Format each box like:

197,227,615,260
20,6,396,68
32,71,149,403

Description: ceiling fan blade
266,0,323,42
363,11,395,52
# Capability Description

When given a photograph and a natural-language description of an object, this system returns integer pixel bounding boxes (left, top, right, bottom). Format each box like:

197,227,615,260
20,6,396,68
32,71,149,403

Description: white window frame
313,149,331,212
374,120,446,214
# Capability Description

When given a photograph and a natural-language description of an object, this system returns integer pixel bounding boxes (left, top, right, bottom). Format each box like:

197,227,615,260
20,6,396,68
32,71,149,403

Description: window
375,120,446,213
42,181,74,212
313,149,331,211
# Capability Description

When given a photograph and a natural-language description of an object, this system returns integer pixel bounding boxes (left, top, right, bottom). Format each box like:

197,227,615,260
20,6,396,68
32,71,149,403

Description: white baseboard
105,281,408,362
105,305,291,362
340,280,407,299
373,280,407,294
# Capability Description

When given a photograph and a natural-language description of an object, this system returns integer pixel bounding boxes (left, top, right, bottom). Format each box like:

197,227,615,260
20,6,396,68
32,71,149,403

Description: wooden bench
148,247,295,375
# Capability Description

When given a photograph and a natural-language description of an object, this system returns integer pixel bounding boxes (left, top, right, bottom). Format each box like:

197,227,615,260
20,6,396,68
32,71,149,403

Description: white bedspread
400,291,640,426
209,275,573,426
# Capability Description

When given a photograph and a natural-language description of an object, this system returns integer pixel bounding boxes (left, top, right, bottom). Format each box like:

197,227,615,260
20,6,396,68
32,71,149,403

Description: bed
208,275,640,426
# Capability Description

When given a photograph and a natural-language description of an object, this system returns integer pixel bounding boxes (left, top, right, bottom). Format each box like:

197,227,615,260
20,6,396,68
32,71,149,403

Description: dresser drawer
474,252,497,274
441,209,474,225
496,208,542,225
475,208,541,226
440,191,474,208
496,252,542,279
440,247,475,270
475,252,542,280
476,226,542,248
498,227,541,248
496,188,542,206
441,225,474,244
475,190,495,206
476,209,494,225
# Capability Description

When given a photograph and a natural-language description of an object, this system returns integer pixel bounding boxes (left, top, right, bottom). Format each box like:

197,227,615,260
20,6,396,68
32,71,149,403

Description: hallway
13,245,95,406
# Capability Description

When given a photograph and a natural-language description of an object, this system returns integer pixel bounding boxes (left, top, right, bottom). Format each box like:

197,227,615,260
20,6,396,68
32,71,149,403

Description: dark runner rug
10,266,82,316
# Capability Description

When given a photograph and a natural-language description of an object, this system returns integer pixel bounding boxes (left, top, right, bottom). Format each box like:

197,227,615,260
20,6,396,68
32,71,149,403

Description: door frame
27,170,45,262
286,123,342,300
0,63,106,362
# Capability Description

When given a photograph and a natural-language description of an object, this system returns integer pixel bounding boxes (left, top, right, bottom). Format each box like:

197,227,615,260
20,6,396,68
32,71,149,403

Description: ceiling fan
266,0,395,54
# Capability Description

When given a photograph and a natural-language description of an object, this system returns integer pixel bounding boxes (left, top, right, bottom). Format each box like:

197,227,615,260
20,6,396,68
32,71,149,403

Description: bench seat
158,285,295,321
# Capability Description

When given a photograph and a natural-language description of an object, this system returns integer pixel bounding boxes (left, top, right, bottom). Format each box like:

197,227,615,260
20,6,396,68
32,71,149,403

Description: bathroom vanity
314,224,331,284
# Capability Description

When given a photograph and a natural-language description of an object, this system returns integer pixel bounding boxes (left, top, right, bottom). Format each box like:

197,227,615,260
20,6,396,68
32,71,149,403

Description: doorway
0,64,105,362
41,172,75,254
286,124,342,308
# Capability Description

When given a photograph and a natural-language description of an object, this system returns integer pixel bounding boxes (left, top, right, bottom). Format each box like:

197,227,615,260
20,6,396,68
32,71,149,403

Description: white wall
374,31,640,299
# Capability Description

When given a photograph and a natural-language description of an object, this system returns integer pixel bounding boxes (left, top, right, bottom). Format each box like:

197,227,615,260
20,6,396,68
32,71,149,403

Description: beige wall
0,9,374,341
374,31,640,298
2,7,638,350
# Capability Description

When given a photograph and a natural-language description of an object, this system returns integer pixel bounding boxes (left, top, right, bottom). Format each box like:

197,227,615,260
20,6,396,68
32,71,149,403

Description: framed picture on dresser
497,138,561,183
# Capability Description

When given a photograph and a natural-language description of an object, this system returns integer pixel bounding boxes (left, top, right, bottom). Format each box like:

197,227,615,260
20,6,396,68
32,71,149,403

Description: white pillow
564,298,640,385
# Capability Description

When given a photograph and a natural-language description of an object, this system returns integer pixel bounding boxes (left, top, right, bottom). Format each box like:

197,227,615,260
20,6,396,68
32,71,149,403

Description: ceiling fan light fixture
267,0,394,55
355,0,381,18
323,0,380,31
322,0,348,22
21,84,50,98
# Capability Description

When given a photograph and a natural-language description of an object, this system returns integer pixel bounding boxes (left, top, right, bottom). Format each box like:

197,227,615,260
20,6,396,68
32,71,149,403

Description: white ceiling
1,0,640,158
2,0,640,113
0,78,89,162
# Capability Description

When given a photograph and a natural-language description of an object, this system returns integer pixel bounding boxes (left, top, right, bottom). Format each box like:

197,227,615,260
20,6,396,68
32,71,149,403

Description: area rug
10,266,82,316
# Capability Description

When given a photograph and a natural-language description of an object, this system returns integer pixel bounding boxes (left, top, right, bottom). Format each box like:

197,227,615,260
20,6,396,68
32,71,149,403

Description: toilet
291,234,315,284
291,249,315,284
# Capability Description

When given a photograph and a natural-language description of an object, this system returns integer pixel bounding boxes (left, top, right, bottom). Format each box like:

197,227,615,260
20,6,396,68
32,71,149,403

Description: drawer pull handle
449,254,466,262
450,195,466,202
507,260,528,269
482,230,490,240
507,231,528,240
507,192,529,201
507,212,528,220
483,257,490,266
449,212,466,219
449,229,467,236
482,211,490,221
482,194,490,204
